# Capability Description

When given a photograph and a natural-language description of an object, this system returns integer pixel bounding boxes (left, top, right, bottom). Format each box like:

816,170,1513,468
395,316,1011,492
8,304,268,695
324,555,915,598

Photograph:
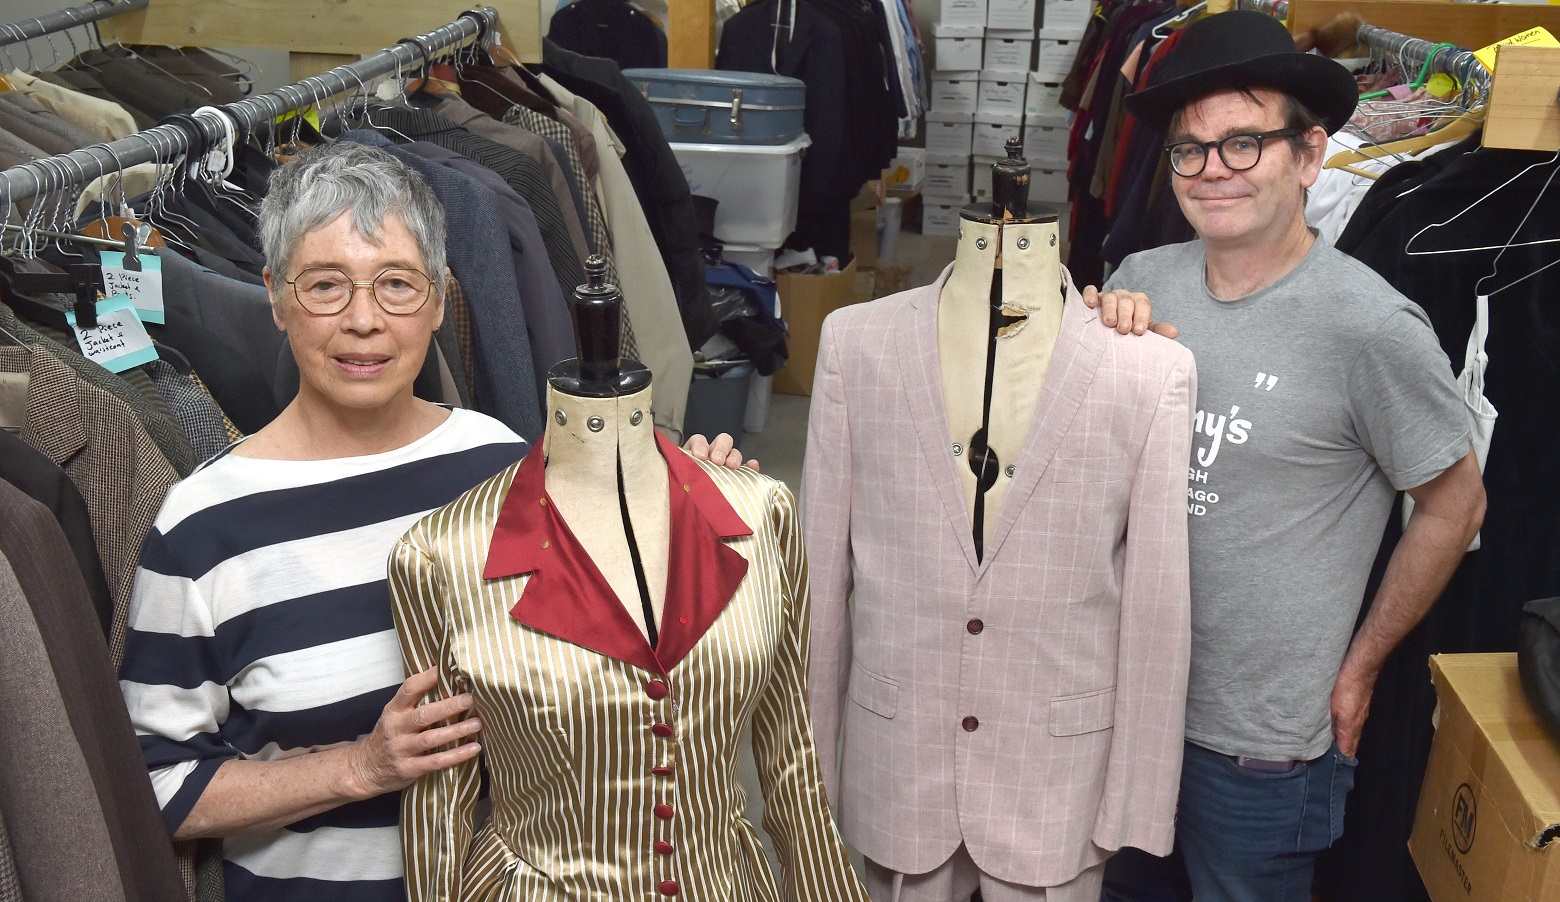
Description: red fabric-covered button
653,804,674,820
962,715,979,732
966,618,984,635
651,765,674,777
645,680,669,700
659,880,680,896
654,841,675,856
652,723,674,738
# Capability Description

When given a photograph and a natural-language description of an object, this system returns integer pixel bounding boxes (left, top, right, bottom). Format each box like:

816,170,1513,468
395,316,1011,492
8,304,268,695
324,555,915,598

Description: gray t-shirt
1106,238,1469,760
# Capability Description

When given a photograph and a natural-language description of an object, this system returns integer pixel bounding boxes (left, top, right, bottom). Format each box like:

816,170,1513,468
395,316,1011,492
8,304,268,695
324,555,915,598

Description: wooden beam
289,52,359,83
669,0,716,69
102,0,543,62
1287,0,1560,51
1484,44,1560,152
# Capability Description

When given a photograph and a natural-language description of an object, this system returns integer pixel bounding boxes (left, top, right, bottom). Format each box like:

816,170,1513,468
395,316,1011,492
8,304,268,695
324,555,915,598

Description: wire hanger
1404,149,1560,259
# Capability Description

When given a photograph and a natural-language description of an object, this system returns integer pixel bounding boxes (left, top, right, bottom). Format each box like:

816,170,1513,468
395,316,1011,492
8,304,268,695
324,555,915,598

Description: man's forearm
1341,452,1485,682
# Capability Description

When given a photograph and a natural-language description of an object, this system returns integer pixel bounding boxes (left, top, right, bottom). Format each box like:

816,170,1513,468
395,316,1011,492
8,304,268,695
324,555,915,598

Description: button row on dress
645,679,669,700
962,715,980,732
659,879,680,896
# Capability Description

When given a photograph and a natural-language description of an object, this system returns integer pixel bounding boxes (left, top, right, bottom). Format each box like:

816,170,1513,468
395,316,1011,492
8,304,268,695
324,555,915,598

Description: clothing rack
0,0,148,49
0,7,498,208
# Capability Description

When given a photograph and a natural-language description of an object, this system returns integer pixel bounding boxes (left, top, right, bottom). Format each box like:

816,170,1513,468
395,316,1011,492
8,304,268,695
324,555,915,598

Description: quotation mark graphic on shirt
1254,373,1279,391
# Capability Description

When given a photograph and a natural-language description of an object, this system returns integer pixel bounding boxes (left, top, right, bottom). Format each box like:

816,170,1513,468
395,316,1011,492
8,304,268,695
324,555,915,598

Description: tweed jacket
804,265,1196,887
0,346,178,664
390,435,866,902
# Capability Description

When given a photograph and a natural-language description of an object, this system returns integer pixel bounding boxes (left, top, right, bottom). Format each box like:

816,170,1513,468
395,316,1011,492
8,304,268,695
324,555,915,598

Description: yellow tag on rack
1425,72,1460,100
274,107,323,133
1473,27,1559,72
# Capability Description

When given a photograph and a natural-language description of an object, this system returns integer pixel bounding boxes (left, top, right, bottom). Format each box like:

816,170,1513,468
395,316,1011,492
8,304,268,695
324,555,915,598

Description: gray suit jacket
804,268,1196,886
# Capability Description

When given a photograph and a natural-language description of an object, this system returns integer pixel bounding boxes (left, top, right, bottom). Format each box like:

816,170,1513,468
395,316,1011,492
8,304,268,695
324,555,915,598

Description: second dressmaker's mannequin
938,139,1067,558
542,257,669,643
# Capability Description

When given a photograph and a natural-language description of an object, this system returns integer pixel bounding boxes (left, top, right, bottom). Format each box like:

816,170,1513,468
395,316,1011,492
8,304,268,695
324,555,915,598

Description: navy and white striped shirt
119,409,525,902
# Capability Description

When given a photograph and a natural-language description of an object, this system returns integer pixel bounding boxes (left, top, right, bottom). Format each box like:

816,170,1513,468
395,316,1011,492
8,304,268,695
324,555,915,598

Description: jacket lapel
897,265,981,572
977,275,1104,571
483,434,751,675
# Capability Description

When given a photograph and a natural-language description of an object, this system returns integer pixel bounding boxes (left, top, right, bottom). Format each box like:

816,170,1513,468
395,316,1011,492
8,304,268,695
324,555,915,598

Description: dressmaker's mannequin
542,257,670,643
938,139,1066,558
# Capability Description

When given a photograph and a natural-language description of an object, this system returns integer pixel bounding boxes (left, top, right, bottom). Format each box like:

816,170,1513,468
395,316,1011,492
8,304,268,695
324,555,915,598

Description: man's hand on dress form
1329,667,1374,759
684,433,760,471
1081,286,1179,338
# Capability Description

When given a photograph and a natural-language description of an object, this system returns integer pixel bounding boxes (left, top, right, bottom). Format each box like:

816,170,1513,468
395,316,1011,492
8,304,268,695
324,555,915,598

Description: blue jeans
1100,740,1358,902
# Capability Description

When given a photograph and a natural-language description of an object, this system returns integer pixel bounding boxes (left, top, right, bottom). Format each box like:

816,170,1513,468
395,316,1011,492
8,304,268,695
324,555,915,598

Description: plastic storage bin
721,243,776,277
625,69,804,145
673,134,812,247
683,361,754,444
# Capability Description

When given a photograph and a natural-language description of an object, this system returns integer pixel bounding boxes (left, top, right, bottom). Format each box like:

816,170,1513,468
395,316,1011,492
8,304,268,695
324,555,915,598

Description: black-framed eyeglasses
284,267,435,316
1163,128,1304,178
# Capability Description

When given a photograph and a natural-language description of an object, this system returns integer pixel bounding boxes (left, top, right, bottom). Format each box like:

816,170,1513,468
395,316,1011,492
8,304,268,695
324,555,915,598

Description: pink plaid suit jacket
803,265,1196,888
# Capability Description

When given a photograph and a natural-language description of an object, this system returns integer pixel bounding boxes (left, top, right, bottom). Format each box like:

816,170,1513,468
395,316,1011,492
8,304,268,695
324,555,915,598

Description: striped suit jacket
805,266,1197,887
389,434,867,902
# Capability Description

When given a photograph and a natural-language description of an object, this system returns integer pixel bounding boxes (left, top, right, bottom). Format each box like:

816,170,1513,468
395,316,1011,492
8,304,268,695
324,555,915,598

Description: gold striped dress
388,435,868,902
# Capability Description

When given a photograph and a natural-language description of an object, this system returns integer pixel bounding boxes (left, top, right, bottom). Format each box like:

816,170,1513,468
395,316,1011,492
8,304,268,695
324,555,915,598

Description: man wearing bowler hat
1085,11,1487,902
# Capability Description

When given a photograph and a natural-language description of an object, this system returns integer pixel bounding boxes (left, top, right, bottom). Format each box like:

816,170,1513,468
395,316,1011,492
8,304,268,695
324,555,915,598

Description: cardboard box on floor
1409,653,1560,902
772,257,874,396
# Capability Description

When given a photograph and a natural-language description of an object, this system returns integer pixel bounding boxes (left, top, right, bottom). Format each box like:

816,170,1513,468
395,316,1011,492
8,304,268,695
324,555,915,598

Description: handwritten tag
65,296,159,374
100,251,166,325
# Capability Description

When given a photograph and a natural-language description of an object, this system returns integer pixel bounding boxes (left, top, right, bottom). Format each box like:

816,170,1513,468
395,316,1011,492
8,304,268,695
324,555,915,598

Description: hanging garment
391,433,868,902
541,39,718,350
4,69,139,141
338,129,546,441
0,428,114,634
0,343,179,663
0,549,128,902
0,480,187,902
1401,292,1496,549
547,0,669,70
803,267,1195,887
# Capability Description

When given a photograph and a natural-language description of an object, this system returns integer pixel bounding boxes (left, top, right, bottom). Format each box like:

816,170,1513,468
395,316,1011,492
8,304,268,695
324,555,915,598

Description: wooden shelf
1287,0,1560,51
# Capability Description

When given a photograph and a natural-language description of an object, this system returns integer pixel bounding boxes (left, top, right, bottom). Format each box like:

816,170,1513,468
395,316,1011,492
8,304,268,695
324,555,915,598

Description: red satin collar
484,432,752,674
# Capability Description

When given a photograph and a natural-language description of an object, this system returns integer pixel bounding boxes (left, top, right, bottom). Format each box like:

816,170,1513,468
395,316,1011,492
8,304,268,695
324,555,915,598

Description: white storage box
1025,75,1068,122
971,155,1000,198
931,71,981,114
934,25,985,70
924,153,972,199
923,198,968,237
1033,38,1079,81
973,111,1025,158
940,0,988,28
1023,120,1069,162
1029,163,1069,203
925,110,976,156
673,133,811,247
986,0,1036,30
978,71,1027,116
884,146,926,190
1039,0,1090,38
984,30,1034,70
721,243,776,277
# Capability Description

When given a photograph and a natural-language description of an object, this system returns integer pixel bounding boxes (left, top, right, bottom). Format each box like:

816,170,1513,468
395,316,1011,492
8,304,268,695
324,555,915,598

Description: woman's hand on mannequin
684,433,760,471
344,668,483,799
173,669,481,839
1081,286,1179,338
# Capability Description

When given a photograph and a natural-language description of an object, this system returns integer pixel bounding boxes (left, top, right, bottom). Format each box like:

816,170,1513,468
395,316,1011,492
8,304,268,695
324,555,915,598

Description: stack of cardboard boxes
924,0,1085,242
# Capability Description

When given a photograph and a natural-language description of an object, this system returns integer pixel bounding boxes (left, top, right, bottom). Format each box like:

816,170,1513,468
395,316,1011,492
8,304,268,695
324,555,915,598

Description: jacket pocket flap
1048,686,1116,736
848,662,899,719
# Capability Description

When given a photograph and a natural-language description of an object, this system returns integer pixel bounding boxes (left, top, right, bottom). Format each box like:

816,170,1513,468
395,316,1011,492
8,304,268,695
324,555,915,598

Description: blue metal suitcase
624,69,805,145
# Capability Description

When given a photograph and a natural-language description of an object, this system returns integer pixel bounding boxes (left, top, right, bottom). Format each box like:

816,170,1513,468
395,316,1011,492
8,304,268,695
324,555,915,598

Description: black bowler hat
1124,10,1358,134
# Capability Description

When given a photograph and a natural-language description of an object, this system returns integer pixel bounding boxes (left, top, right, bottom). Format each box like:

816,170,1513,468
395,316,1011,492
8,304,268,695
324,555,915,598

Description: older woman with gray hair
117,141,745,902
